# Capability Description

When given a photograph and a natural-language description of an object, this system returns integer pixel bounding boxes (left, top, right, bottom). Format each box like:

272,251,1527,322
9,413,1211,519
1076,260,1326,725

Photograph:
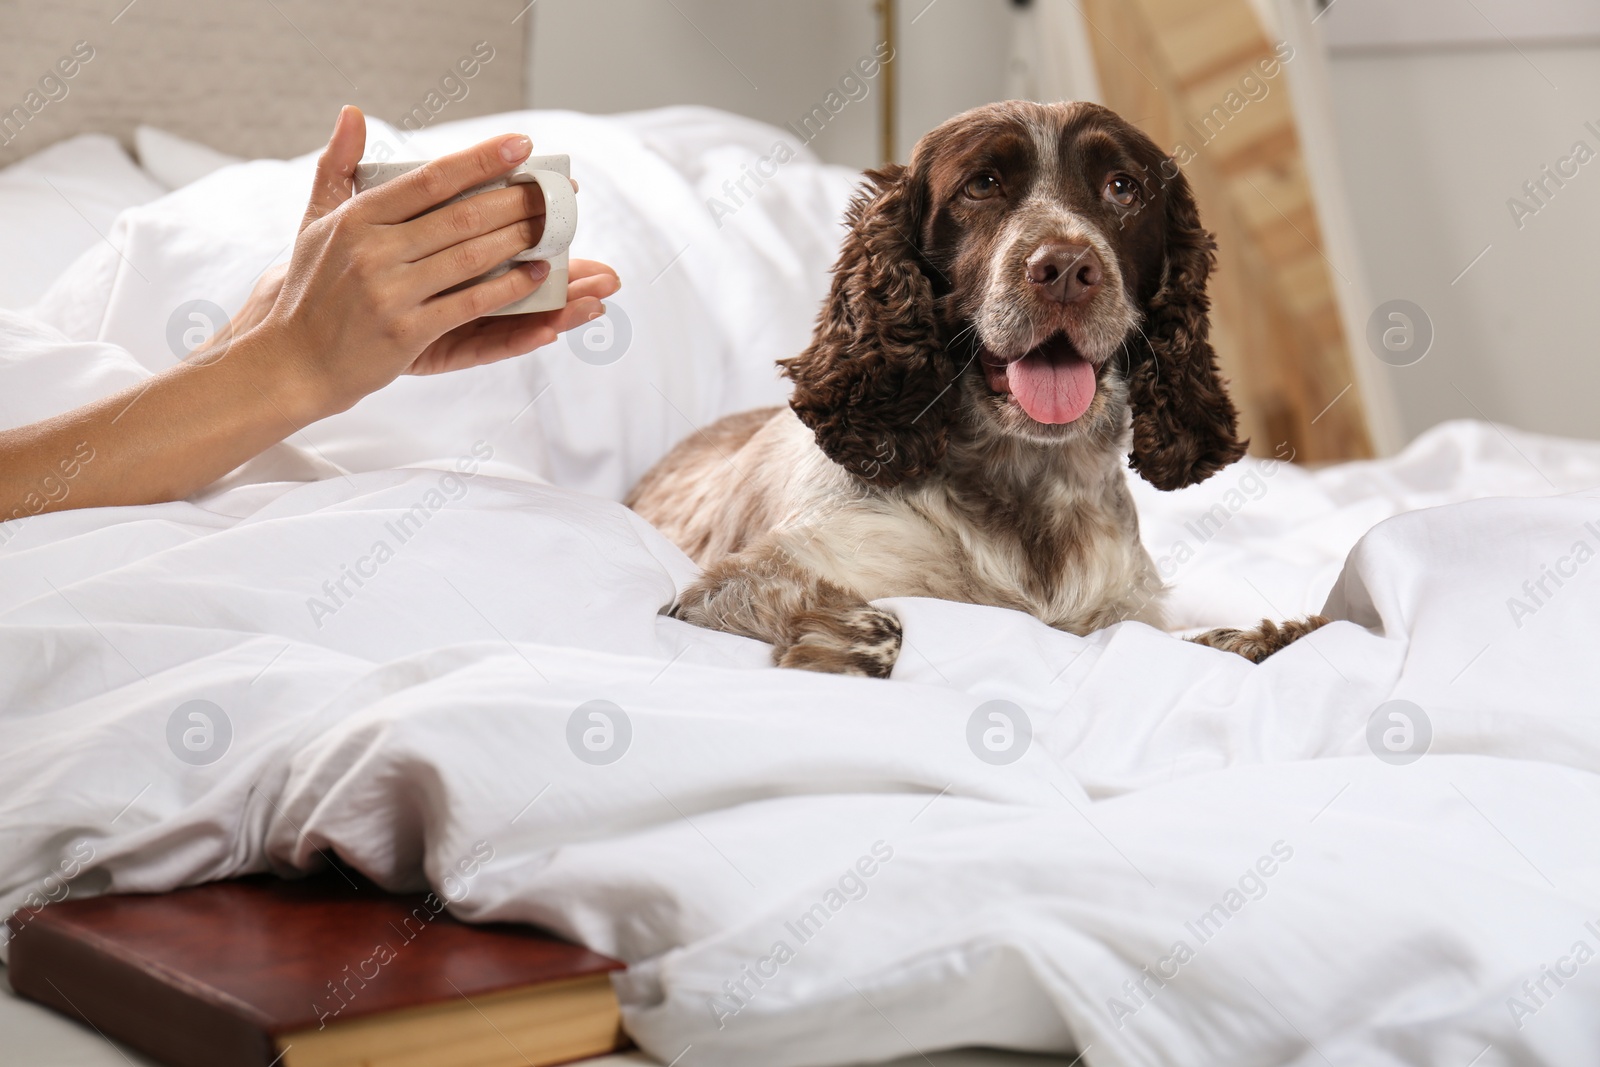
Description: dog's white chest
789,485,1160,635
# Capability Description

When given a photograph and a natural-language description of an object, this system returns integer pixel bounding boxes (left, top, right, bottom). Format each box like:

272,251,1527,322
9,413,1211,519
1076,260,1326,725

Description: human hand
210,262,288,347
405,258,619,375
223,257,619,377
248,106,619,419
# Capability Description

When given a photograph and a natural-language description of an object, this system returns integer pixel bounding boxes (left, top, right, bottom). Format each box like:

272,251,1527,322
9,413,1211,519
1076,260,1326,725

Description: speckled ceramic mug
354,154,577,314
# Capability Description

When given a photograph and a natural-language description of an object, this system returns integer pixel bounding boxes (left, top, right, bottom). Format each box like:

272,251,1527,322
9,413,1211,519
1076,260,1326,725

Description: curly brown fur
632,101,1306,676
1189,615,1331,663
1125,168,1249,490
778,166,956,487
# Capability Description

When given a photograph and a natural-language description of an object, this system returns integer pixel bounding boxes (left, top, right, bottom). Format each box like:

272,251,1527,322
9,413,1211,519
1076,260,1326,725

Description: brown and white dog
628,101,1326,677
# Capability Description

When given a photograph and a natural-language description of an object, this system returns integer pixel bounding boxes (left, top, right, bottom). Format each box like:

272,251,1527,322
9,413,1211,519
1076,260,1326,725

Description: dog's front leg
672,536,902,678
1189,615,1330,662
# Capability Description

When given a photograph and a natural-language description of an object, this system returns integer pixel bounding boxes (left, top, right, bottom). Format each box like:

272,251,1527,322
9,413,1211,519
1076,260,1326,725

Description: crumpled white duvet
5,107,1600,1067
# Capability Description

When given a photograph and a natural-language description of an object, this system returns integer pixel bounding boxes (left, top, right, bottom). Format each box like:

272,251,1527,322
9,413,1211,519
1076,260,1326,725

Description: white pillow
134,125,244,190
0,134,168,311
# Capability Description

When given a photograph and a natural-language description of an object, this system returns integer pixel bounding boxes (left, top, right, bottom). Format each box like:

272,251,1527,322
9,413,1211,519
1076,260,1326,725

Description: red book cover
7,873,626,1067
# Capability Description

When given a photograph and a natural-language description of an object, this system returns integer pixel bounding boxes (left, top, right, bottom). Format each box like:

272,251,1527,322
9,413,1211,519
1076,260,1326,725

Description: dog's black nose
1026,242,1103,304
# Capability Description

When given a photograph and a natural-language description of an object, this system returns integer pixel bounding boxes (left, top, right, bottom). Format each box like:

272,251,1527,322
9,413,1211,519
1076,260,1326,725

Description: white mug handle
508,168,578,261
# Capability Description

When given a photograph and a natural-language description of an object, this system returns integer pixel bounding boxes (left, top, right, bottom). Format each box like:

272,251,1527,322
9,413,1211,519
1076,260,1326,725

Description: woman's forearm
0,108,617,528
0,330,328,521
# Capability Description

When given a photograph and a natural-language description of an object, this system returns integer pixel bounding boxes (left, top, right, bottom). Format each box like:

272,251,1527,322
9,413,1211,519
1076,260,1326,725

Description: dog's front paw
776,604,902,678
1189,614,1330,663
670,574,726,626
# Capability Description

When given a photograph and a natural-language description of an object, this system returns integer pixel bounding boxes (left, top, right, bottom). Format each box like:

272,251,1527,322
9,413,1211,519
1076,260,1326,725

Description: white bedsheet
5,107,1600,1067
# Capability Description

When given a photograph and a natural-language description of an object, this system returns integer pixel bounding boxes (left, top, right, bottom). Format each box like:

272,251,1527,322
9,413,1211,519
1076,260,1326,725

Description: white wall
1325,42,1600,443
1316,0,1600,49
525,0,1015,168
893,0,1015,158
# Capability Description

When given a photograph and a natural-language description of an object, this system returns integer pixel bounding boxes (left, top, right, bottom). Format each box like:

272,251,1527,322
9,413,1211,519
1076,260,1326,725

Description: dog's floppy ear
779,164,955,488
1125,166,1248,490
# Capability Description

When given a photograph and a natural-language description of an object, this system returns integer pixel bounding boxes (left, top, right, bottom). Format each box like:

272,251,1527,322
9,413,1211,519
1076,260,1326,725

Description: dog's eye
963,173,1002,200
1104,174,1140,208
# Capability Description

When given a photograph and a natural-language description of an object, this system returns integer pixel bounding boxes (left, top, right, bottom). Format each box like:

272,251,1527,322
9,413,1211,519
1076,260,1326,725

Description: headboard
0,0,528,167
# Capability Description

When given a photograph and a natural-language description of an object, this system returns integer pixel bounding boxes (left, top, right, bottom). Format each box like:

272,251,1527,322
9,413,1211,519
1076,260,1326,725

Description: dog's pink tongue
1005,347,1097,424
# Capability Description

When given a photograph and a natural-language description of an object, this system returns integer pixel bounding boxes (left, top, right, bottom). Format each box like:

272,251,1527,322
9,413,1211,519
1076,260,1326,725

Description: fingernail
501,135,532,163
588,304,606,321
526,260,551,280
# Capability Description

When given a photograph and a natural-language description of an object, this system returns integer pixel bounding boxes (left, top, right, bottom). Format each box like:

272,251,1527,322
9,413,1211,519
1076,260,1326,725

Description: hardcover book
6,873,626,1067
